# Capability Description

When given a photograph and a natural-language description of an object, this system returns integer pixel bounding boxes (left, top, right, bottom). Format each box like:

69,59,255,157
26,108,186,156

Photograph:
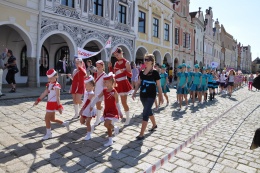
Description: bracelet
57,104,63,109
37,98,41,102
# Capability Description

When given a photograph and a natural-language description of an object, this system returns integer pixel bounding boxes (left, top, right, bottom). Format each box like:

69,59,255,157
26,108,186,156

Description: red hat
103,72,114,80
96,60,104,65
84,75,94,83
46,69,57,78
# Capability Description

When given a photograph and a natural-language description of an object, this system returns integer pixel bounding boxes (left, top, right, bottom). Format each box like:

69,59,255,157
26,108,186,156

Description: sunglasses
144,58,151,62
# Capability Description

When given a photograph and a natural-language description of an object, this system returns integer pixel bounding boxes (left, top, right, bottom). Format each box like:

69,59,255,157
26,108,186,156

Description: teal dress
160,72,170,93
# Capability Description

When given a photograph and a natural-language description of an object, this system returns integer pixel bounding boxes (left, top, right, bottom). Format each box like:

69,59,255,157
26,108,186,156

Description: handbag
10,66,19,73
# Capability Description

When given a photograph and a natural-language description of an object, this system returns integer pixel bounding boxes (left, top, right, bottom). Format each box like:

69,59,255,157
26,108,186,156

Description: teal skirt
161,85,170,93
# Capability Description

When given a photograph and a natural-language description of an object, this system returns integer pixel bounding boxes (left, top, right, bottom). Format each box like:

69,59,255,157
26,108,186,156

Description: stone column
27,57,37,87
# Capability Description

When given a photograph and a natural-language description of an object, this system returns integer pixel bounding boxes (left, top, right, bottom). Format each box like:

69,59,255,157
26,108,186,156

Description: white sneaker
114,126,119,136
42,133,52,140
73,114,79,119
185,106,188,109
84,134,91,141
63,121,70,131
104,140,113,147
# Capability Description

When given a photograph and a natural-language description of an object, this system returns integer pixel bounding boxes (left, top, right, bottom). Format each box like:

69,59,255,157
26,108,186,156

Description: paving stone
172,167,194,173
236,164,257,173
189,150,208,158
190,164,210,173
191,156,210,166
174,159,192,168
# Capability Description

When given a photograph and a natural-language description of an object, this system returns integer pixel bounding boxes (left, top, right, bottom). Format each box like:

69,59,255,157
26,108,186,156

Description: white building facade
190,9,204,68
213,19,222,70
1,0,136,86
204,7,214,67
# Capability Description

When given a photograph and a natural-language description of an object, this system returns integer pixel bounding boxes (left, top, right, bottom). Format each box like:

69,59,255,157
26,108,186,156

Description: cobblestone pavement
0,86,259,173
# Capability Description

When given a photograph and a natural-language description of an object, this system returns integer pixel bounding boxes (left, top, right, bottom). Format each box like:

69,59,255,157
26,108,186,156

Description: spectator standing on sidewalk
5,49,18,93
86,60,96,76
248,73,254,91
56,56,68,92
0,48,7,97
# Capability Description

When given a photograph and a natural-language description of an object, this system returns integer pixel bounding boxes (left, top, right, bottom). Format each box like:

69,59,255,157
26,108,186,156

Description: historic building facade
220,24,234,70
173,0,195,68
204,7,214,67
213,19,222,70
241,45,252,73
134,0,173,66
1,0,136,86
190,8,204,68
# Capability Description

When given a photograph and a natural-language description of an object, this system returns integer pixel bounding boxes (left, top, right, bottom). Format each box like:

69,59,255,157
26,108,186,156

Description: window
153,18,159,38
196,39,198,50
164,23,169,41
183,32,186,48
138,11,146,33
40,46,49,76
84,0,88,12
61,0,74,8
21,46,49,76
186,34,190,49
20,46,28,76
55,46,70,71
175,28,179,45
93,0,103,16
119,4,127,24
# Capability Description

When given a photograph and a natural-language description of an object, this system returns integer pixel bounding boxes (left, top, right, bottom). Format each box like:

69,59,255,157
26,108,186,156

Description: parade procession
0,0,260,173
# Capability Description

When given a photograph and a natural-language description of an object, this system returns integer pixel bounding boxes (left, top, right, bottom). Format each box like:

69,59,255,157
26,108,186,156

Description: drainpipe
36,1,43,87
194,29,196,65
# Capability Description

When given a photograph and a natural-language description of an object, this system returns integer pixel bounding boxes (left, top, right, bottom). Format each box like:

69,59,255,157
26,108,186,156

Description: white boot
114,126,119,136
104,137,113,147
91,125,95,133
94,109,101,126
124,111,131,126
84,132,91,141
73,104,79,119
62,121,70,131
42,128,52,140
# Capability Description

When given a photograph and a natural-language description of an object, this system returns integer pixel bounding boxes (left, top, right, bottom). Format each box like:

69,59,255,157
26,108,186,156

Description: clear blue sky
190,0,259,60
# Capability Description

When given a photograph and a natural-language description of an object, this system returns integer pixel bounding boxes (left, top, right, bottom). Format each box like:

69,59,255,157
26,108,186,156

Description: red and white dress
70,67,86,94
94,71,106,99
46,82,63,112
112,58,132,95
81,91,96,118
102,88,119,122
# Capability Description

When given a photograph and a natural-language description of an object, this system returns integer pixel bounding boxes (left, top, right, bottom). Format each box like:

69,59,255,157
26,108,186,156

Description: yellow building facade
135,0,173,66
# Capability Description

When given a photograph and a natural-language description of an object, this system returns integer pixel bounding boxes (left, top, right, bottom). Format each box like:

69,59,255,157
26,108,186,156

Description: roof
189,12,197,18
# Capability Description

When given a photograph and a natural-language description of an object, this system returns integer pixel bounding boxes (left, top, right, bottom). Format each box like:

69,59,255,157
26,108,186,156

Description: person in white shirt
56,56,68,92
219,70,227,94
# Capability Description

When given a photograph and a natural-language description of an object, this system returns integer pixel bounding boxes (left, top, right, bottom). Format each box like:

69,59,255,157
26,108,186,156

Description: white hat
84,75,94,83
75,58,83,62
46,69,57,78
103,72,115,80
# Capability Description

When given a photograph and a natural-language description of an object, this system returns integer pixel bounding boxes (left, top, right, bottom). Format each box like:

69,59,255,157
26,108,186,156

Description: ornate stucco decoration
53,6,81,19
88,14,110,27
114,22,131,32
40,18,134,52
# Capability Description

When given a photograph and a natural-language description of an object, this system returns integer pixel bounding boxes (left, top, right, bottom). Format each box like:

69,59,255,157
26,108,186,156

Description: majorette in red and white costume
109,48,133,95
90,72,123,146
70,58,87,95
93,60,106,125
109,47,132,125
81,75,96,118
46,69,64,112
34,69,69,140
80,75,96,140
70,57,87,119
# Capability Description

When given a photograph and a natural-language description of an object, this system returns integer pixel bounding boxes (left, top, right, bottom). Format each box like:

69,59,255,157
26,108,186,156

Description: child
175,65,182,104
201,67,208,103
207,67,214,101
160,65,170,105
68,57,87,119
79,75,96,140
177,63,188,109
90,72,123,146
190,64,202,105
34,69,69,140
187,65,193,99
211,68,219,99
227,69,236,97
